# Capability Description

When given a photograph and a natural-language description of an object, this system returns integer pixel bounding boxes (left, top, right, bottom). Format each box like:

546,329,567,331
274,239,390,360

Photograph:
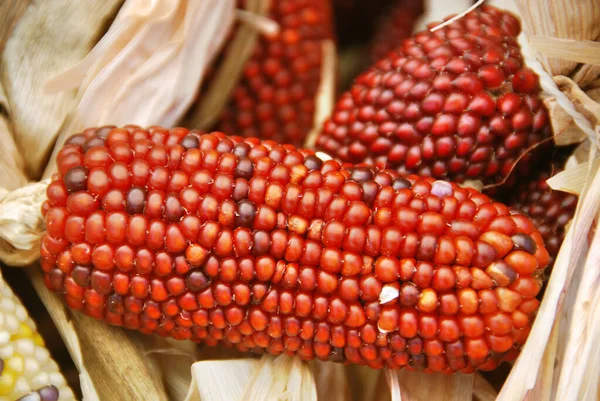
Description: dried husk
0,0,123,179
0,81,28,191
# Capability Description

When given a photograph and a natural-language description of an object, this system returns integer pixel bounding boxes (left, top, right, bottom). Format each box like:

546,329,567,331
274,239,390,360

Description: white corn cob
0,270,76,401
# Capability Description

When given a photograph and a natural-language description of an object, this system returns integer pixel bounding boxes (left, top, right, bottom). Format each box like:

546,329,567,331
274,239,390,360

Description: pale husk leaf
0,82,28,191
554,209,600,400
0,179,48,266
184,355,317,401
304,40,337,149
0,0,123,179
513,0,600,88
396,372,474,401
310,361,351,401
473,374,498,401
547,156,600,195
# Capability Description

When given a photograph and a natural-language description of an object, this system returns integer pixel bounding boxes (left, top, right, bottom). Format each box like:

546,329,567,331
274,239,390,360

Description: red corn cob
213,0,334,147
369,0,425,62
41,126,550,372
316,5,552,189
509,155,577,277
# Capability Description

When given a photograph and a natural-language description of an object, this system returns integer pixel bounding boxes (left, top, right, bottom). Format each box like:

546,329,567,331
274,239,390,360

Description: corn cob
40,126,549,373
316,5,552,190
213,0,334,147
0,271,74,401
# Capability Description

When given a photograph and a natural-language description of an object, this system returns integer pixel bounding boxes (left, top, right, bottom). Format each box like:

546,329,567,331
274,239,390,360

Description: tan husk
473,374,498,401
0,81,28,191
0,0,123,179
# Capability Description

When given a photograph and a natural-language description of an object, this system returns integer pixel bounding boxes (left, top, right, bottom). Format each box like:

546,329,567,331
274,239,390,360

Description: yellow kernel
13,323,34,340
33,333,45,347
0,368,16,395
6,355,24,375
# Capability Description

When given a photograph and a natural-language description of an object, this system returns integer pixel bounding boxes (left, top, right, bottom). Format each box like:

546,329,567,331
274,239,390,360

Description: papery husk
0,0,123,179
513,0,600,89
0,0,33,52
0,82,28,191
473,374,498,401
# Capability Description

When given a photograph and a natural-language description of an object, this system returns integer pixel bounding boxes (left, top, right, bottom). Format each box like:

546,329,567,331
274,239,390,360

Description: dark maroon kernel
64,166,89,193
0,358,4,375
187,271,210,291
180,134,200,150
362,181,380,207
399,283,419,306
350,167,374,183
409,353,426,369
511,233,537,254
107,294,125,314
233,142,251,158
235,157,254,179
252,231,270,255
82,136,106,153
392,177,412,190
65,134,86,146
72,265,92,287
49,269,65,291
126,187,146,214
97,125,117,139
236,199,257,228
39,385,60,401
216,139,234,153
328,347,346,362
303,155,323,171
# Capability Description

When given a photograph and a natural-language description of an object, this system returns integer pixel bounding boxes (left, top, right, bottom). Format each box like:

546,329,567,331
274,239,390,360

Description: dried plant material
528,36,600,66
347,365,383,401
1,0,123,179
145,338,197,401
0,0,33,52
497,153,600,401
311,361,351,401
184,358,260,401
554,225,600,400
473,374,498,401
396,372,474,401
305,40,337,149
514,0,600,87
460,180,484,192
0,179,48,266
45,0,235,132
185,355,316,401
385,369,402,401
186,0,272,130
27,267,169,401
547,155,600,195
0,82,28,191
544,97,588,146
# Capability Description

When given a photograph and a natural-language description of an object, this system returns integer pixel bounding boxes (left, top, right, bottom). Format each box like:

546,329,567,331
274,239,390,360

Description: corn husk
0,0,123,179
0,82,28,191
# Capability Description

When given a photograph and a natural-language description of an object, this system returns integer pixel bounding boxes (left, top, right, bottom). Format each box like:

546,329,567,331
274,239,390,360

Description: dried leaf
311,361,351,401
0,81,28,191
27,267,170,401
0,179,48,266
0,0,123,179
547,155,600,195
396,371,474,401
473,374,497,401
554,220,600,400
0,0,33,52
185,355,317,401
304,40,337,149
528,36,600,66
514,0,600,87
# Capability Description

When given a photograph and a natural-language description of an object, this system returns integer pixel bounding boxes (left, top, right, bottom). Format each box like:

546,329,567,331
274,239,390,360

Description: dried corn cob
316,5,552,190
0,270,74,401
40,126,549,373
213,0,334,147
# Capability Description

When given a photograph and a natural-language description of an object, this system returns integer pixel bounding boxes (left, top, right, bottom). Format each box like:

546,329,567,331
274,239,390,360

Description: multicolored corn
41,126,549,372
0,271,74,401
316,5,552,189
